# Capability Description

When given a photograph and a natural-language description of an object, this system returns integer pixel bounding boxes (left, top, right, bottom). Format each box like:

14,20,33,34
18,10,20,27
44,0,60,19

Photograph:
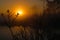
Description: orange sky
0,0,47,13
0,0,47,21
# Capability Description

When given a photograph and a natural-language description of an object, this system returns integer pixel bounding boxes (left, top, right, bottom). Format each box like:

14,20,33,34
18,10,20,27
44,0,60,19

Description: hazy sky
0,0,47,12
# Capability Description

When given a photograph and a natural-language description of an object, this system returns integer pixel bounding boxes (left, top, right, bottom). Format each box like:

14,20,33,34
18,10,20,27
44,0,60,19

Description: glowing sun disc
17,11,23,15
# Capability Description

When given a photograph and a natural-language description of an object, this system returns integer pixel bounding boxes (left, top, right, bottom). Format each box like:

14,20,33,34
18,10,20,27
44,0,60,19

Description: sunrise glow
17,11,23,15
15,9,24,16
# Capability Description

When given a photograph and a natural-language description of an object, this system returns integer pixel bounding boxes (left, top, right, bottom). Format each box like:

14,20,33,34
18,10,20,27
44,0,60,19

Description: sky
0,0,47,13
0,0,47,22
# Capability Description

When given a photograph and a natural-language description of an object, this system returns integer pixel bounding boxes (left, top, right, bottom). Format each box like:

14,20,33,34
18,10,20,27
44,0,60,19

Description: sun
17,10,23,15
14,8,25,16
